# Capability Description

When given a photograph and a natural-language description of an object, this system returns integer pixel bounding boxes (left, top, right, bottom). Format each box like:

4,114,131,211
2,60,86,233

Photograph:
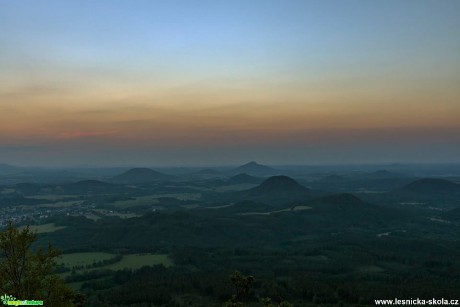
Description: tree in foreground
225,271,293,307
0,221,84,306
224,270,254,306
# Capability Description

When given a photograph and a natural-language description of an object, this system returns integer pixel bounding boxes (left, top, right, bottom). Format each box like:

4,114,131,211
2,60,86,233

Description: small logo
1,294,43,306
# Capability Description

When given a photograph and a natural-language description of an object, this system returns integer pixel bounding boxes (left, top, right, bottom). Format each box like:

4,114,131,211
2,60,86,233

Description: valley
1,162,459,306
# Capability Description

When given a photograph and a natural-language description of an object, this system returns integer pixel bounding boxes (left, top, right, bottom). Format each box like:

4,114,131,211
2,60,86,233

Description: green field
21,223,67,234
111,195,159,209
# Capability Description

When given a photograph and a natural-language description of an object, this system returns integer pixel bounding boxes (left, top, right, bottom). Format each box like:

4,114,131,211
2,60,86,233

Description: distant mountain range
111,168,174,184
228,161,278,176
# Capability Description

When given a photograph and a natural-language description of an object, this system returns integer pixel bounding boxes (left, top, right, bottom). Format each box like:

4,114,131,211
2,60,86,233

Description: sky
0,0,459,166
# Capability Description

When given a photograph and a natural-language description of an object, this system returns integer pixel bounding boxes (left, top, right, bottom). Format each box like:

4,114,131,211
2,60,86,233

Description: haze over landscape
1,0,459,166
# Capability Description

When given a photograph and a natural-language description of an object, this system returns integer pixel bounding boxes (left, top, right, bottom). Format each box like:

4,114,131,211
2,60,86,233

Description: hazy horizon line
2,161,460,169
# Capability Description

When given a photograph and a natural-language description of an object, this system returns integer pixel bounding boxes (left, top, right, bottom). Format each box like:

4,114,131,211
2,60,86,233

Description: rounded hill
112,168,173,184
228,161,278,176
401,178,460,194
248,175,309,195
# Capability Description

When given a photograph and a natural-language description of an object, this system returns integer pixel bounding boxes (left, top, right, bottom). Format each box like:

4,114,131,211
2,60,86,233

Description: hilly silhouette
112,168,173,184
399,178,460,194
228,161,278,176
227,173,262,185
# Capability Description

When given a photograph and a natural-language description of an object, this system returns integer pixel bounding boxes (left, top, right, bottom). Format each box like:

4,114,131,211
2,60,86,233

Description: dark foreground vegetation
1,163,459,306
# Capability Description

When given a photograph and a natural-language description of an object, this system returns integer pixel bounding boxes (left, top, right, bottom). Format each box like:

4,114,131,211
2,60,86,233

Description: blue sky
0,0,459,166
